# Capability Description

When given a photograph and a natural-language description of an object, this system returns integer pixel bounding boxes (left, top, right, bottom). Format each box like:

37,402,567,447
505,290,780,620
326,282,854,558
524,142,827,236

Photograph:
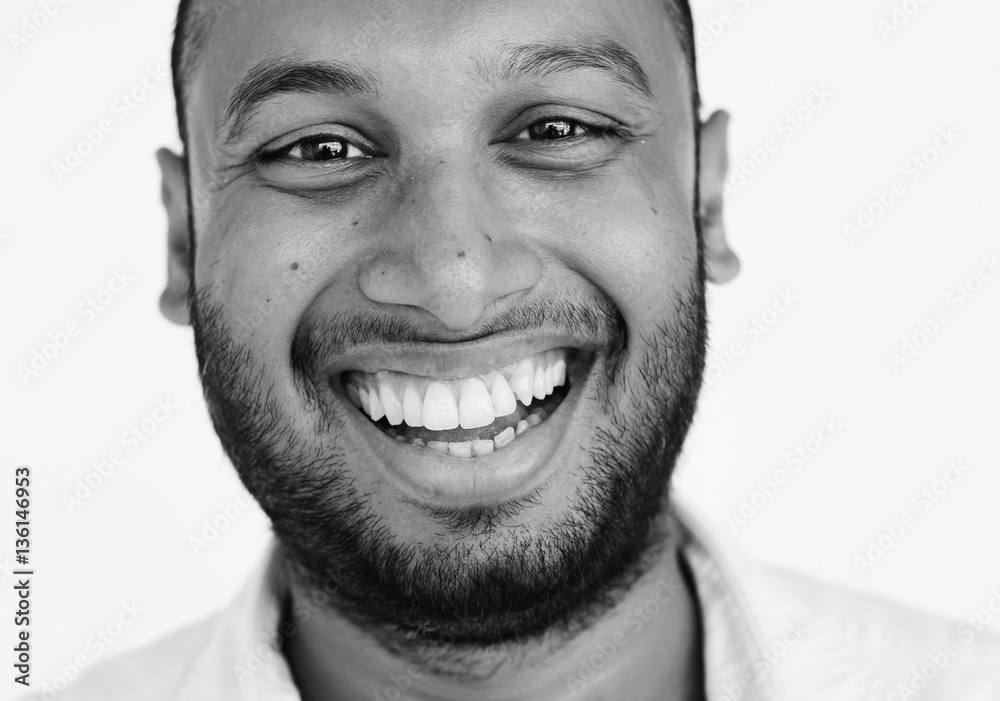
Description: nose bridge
360,154,540,330
409,157,492,280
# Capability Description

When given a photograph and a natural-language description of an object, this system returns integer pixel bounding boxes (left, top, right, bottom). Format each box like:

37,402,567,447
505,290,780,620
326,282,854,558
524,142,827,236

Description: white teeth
379,383,404,426
346,348,571,442
423,382,459,431
347,384,361,408
402,384,423,427
372,408,552,456
449,441,473,458
493,427,516,449
427,441,449,454
553,358,567,387
510,359,535,407
459,378,495,430
490,374,517,417
367,388,386,422
532,365,547,400
473,440,495,456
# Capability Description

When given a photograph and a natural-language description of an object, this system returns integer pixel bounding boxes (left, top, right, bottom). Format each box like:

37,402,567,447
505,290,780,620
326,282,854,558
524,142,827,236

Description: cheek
504,147,698,332
193,189,361,371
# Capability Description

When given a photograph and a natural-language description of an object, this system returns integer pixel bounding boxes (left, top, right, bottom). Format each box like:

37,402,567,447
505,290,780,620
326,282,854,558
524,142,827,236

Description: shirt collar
177,547,300,701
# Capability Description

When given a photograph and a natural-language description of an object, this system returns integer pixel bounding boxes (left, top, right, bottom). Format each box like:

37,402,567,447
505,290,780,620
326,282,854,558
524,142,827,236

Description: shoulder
757,565,1000,700
671,496,1000,700
48,613,220,701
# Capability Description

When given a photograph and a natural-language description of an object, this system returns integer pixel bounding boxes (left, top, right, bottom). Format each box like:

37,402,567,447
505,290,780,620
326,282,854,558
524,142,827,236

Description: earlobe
699,110,740,285
156,147,192,325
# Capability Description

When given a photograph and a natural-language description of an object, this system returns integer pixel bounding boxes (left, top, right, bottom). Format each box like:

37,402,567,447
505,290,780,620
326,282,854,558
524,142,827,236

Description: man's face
183,0,704,645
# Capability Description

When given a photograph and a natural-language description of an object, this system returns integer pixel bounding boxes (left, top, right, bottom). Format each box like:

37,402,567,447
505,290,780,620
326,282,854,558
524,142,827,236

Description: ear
699,110,740,284
156,148,192,325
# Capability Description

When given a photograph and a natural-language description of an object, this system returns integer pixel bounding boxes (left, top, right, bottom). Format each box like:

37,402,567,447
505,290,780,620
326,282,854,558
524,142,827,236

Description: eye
267,135,372,163
498,112,628,171
518,118,593,142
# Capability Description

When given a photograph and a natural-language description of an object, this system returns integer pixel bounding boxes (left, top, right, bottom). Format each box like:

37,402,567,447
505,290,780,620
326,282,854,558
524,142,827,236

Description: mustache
290,296,628,380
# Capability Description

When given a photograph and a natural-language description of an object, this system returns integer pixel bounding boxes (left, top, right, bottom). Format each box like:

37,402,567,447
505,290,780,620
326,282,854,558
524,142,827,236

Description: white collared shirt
50,497,1000,700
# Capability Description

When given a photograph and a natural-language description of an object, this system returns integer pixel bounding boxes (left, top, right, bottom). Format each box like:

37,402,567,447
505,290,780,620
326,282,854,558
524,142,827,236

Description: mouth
330,342,596,504
342,348,577,458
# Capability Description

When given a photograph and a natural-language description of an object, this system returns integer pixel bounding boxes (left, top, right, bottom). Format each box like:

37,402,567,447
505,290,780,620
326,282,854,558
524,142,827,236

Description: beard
191,269,706,651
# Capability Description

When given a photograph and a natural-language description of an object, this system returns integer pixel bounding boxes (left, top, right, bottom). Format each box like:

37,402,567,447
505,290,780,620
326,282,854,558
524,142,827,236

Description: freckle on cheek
291,263,299,271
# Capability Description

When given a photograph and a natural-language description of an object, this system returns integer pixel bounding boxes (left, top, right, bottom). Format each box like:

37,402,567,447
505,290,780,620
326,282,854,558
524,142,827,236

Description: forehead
185,0,687,134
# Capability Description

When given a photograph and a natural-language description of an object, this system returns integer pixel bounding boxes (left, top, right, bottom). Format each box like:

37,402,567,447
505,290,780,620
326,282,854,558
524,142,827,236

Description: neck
283,537,704,701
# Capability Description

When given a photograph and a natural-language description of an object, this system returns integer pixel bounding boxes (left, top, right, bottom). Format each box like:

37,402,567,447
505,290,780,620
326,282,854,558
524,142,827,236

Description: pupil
531,120,574,140
303,139,345,160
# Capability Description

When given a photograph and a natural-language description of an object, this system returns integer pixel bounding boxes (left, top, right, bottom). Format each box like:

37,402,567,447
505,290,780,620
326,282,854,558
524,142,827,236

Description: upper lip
327,331,601,381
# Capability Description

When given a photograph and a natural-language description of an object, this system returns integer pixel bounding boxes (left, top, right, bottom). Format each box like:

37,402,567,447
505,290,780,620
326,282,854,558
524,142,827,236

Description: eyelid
512,118,611,142
497,105,627,144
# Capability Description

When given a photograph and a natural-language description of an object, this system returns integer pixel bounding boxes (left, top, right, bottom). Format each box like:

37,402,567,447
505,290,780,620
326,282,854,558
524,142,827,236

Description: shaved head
169,0,699,147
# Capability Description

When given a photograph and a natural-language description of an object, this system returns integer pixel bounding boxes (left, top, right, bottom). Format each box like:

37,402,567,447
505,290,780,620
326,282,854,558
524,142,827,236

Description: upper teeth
344,349,568,430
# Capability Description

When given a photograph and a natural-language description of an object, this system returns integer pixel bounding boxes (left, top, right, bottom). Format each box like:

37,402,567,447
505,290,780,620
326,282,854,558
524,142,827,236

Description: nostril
358,233,540,331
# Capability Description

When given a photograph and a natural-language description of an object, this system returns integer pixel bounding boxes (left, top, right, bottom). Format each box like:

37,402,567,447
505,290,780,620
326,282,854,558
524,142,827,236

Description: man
62,0,998,699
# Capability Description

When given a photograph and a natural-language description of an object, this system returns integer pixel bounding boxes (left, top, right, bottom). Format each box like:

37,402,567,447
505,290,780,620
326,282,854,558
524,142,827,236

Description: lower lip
342,361,591,506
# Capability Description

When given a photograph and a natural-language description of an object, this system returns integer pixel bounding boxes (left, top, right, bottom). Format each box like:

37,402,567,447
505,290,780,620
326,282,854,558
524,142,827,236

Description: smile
342,348,575,458
326,331,601,503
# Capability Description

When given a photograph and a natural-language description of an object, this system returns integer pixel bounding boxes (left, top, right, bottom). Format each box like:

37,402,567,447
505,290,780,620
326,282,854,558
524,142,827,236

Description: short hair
171,0,699,148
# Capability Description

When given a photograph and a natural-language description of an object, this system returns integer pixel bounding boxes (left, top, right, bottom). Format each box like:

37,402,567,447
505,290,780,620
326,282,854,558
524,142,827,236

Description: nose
359,159,540,331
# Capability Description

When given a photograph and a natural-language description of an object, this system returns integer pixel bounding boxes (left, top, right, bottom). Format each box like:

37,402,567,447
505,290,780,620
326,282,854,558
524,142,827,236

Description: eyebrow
222,55,380,142
220,38,652,143
487,38,654,102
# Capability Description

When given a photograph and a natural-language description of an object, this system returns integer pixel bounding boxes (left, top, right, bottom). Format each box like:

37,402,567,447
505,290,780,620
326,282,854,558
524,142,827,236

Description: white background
2,0,998,697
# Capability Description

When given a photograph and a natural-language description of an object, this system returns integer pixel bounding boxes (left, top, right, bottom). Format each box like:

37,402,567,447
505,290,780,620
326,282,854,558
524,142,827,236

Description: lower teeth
383,406,550,456
375,387,564,458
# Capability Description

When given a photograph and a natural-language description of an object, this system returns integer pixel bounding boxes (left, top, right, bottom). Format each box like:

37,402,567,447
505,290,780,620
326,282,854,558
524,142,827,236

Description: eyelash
257,135,370,164
513,117,622,142
256,116,624,166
